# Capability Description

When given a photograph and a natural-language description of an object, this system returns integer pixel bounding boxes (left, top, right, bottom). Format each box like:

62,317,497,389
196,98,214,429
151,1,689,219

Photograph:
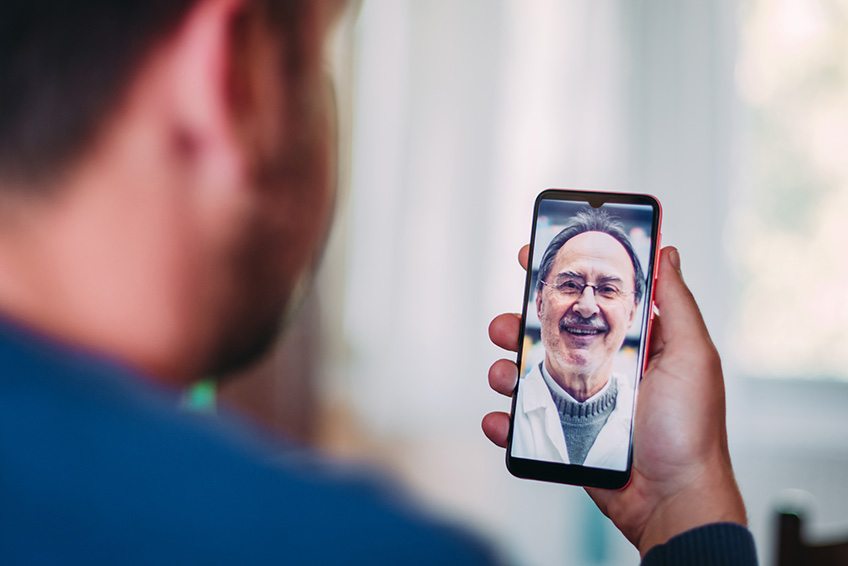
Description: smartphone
506,189,662,488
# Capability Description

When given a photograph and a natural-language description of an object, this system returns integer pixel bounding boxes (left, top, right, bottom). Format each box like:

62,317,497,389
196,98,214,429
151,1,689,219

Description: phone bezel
505,188,663,489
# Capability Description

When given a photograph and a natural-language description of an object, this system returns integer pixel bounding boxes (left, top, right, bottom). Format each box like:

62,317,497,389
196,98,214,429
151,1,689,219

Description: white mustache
558,314,609,333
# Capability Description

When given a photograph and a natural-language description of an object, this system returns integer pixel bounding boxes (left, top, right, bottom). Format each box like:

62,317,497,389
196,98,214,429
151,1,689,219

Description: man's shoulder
516,362,552,413
0,323,494,564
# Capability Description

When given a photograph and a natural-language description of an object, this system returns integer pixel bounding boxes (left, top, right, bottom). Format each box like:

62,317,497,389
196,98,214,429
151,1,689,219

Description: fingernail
669,248,681,272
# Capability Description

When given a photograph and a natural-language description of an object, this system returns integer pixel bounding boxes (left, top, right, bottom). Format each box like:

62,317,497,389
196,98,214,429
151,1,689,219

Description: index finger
489,313,521,352
519,245,529,271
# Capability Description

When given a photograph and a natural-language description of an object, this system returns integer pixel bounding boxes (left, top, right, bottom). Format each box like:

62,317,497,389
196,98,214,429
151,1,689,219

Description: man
512,209,644,469
0,1,489,563
0,0,756,563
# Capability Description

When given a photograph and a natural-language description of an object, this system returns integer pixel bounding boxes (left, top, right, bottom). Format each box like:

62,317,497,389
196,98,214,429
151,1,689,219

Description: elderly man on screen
512,209,646,470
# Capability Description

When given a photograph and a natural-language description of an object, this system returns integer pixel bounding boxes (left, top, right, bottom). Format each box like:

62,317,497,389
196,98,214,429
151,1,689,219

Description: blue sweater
0,318,494,564
0,318,756,564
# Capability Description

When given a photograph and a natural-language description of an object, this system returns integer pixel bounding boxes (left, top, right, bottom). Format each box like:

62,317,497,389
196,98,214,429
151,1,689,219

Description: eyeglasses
539,276,634,304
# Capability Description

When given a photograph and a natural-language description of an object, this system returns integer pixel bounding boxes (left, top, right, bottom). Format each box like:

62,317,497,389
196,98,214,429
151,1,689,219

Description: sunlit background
215,1,848,564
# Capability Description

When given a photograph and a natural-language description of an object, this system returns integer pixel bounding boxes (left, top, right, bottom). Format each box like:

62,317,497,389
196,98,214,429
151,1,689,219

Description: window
730,0,848,380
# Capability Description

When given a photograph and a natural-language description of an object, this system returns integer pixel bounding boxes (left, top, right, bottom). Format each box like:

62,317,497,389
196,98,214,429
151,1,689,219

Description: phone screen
507,189,660,488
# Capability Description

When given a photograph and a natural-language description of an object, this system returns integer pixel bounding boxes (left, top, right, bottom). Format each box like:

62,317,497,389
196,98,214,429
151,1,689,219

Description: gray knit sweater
540,363,618,465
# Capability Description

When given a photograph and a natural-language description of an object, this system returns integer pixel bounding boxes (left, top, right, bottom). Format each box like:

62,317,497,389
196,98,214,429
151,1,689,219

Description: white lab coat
511,363,634,471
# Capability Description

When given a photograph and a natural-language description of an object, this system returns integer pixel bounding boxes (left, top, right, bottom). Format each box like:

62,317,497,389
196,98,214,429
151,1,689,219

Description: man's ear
627,299,638,327
166,0,248,190
536,288,543,318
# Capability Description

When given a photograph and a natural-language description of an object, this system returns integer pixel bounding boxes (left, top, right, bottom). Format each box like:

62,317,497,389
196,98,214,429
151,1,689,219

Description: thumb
653,247,712,347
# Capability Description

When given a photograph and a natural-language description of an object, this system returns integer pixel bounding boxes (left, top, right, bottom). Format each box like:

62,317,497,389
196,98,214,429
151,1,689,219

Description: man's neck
0,179,202,384
543,358,611,402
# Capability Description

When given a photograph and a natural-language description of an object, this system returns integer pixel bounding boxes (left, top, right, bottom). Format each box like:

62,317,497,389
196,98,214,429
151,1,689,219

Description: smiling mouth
562,325,606,336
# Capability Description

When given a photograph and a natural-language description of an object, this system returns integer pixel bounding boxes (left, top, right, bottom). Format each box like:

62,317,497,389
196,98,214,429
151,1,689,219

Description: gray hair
536,208,645,304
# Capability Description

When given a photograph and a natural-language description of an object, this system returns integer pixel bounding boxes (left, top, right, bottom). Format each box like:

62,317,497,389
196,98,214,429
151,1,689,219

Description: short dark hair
536,208,645,304
0,0,317,189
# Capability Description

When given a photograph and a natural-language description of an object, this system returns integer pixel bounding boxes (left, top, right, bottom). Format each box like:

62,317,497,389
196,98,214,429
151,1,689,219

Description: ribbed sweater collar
540,362,618,421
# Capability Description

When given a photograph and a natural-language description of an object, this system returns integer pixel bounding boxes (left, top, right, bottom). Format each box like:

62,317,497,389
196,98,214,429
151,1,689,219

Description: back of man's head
0,0,341,382
0,0,324,189
1,1,193,186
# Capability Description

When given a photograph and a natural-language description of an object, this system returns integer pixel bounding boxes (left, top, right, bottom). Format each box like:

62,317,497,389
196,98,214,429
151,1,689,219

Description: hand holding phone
483,190,746,555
